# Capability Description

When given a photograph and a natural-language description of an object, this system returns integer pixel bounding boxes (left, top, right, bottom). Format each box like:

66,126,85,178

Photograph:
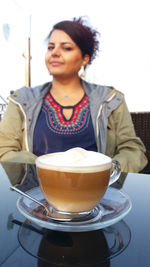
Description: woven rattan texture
131,112,150,174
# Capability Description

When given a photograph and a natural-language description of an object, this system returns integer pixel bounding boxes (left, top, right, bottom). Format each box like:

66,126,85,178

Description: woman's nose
51,46,60,56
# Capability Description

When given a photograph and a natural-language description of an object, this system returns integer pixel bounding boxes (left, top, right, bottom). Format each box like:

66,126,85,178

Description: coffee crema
36,148,112,213
36,147,112,172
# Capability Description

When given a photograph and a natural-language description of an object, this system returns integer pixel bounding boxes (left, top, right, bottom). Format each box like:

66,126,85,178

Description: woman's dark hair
47,17,100,65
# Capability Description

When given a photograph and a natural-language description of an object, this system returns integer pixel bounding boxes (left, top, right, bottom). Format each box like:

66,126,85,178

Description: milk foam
36,148,112,172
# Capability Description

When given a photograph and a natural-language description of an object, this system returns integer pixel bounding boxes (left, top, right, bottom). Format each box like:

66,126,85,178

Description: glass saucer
18,220,131,265
17,186,132,232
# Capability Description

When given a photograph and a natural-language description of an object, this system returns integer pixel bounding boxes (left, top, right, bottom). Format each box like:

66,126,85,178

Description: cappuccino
36,148,112,213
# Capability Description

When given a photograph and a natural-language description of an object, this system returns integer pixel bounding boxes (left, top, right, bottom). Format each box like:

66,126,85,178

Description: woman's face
45,29,89,78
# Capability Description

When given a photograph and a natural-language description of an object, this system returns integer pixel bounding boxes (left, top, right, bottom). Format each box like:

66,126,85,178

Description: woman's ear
82,54,90,68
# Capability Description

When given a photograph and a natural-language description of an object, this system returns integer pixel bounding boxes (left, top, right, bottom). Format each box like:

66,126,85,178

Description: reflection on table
0,162,150,266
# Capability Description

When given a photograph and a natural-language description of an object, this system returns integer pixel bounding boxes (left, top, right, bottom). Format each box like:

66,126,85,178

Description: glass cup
35,148,121,221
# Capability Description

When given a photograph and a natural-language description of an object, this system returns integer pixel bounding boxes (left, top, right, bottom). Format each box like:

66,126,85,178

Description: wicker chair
131,112,150,174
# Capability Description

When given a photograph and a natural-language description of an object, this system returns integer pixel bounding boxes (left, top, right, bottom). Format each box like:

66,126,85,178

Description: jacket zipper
96,92,116,152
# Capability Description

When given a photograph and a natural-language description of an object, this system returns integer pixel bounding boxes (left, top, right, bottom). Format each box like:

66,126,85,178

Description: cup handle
108,159,121,186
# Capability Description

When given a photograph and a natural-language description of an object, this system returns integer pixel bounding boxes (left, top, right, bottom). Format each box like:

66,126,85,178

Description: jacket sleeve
106,100,148,172
0,100,37,164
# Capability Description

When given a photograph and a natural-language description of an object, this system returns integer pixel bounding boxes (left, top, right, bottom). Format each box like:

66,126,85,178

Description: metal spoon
10,186,71,221
10,186,51,216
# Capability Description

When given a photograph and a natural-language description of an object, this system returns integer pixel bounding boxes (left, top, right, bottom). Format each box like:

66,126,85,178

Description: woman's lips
50,61,63,66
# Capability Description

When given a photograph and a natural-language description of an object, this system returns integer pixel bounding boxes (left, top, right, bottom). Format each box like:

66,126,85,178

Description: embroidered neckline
44,91,89,123
49,91,86,109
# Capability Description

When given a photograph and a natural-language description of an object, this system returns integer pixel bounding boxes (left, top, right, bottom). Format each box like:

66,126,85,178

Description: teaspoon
10,186,72,221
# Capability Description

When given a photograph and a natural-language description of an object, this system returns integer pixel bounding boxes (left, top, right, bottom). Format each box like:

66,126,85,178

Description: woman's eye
48,46,54,50
47,46,72,51
63,47,72,51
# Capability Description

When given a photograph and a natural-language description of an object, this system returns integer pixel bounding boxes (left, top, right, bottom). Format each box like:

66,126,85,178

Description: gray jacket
0,79,147,172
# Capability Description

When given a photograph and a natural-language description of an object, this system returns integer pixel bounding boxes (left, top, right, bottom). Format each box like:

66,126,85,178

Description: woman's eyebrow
48,41,73,45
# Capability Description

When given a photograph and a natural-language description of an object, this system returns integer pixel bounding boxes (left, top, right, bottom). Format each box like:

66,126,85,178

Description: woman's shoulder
107,86,125,100
82,79,124,98
9,82,51,102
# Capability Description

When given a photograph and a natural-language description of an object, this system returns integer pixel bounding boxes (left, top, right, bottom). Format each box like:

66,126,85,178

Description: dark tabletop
0,162,150,267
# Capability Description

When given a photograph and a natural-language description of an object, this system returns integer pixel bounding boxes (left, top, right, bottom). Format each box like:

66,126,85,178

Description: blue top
33,92,97,155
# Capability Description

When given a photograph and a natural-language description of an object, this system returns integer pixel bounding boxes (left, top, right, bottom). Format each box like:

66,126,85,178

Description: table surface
0,162,150,267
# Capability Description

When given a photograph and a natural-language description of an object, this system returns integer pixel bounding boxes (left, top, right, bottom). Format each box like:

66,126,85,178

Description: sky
0,0,150,111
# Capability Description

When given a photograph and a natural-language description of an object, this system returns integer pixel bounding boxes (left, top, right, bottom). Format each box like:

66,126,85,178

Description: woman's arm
106,100,148,172
0,100,37,163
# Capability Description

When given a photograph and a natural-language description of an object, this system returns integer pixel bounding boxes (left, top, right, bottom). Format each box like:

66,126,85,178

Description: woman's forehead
49,29,74,44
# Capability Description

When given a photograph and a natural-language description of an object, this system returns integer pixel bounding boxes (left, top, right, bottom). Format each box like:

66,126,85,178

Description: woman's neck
51,76,83,94
50,76,84,106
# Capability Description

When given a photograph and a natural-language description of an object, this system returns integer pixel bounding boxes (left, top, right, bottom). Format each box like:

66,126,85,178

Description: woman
0,17,147,172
